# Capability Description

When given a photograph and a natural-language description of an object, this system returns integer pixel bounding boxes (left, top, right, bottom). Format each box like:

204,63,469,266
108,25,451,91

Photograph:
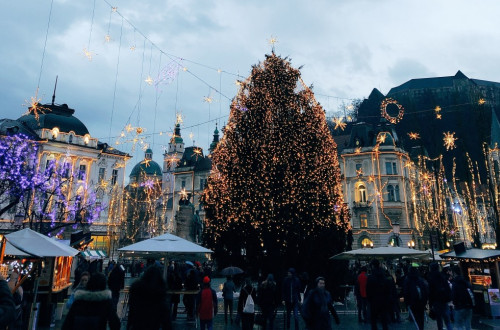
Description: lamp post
392,222,400,247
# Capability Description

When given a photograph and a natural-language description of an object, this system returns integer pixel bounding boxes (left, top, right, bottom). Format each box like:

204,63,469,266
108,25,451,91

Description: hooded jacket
62,289,120,330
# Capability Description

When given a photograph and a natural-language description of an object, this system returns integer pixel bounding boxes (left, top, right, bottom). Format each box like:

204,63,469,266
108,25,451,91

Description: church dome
129,149,162,179
17,103,89,136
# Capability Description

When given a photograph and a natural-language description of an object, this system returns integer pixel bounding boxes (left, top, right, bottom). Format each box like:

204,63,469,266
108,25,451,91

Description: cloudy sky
1,0,500,171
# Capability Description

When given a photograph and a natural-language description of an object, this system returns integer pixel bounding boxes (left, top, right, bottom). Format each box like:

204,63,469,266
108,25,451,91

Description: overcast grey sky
1,0,500,170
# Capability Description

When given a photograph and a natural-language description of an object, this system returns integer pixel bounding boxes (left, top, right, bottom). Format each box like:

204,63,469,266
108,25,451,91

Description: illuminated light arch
380,98,404,124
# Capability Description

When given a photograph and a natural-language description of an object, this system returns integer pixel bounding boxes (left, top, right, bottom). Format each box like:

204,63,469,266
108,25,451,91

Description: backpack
407,279,427,307
243,288,255,313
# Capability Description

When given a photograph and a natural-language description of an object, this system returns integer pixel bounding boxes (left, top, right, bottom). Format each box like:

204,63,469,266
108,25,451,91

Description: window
355,163,362,172
199,178,206,190
387,185,395,201
181,180,186,188
385,162,397,175
361,238,373,248
360,214,368,228
356,184,367,203
63,163,71,179
98,168,106,183
395,185,400,202
111,169,118,185
78,164,86,181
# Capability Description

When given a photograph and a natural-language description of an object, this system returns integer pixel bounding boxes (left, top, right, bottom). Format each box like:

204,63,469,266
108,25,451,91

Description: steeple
209,124,220,153
145,148,153,160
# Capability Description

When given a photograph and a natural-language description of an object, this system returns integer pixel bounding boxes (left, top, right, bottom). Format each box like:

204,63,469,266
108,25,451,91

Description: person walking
257,274,279,330
428,262,453,330
238,278,257,330
222,275,236,324
282,268,301,330
452,274,474,330
301,276,340,330
66,271,90,310
196,276,217,330
62,272,120,330
0,273,16,328
403,266,428,330
107,262,125,313
366,259,391,330
167,261,183,321
355,266,368,323
127,266,171,330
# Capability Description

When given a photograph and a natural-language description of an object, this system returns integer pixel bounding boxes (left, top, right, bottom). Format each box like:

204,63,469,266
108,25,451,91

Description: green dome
129,159,162,178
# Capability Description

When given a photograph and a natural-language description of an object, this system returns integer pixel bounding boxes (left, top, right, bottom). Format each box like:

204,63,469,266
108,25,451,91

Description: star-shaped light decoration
114,162,125,169
355,147,362,154
179,188,189,200
268,35,278,48
141,158,151,167
408,132,420,140
176,113,184,124
125,124,133,133
182,67,188,72
203,96,213,103
332,117,346,131
478,98,486,105
142,179,155,189
136,127,143,134
145,76,154,86
189,132,194,140
436,113,442,119
23,90,48,121
98,180,109,189
235,80,242,87
166,154,179,167
83,48,94,61
192,147,203,160
104,34,111,43
112,6,118,12
356,168,364,177
443,132,457,151
130,45,136,51
376,133,387,144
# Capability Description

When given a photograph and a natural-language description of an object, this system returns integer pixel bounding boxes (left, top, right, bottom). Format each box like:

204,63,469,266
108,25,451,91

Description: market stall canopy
330,246,430,260
80,249,107,259
440,248,500,262
4,241,32,257
5,228,79,257
118,233,213,259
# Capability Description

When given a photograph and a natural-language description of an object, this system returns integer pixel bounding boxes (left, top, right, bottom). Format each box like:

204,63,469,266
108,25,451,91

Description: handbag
254,312,265,326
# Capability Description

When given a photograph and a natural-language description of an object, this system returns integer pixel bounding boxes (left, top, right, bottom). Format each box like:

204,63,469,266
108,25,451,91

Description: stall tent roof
118,233,212,256
6,228,79,257
440,248,500,261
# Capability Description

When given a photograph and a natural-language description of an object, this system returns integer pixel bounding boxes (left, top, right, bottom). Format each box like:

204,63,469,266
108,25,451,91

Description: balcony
353,201,371,209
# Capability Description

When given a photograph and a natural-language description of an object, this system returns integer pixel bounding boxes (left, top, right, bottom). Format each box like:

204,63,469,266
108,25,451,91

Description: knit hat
203,276,210,284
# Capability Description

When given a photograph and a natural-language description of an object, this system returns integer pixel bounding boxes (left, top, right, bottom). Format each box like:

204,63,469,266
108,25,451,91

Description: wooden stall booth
4,228,79,328
441,246,500,317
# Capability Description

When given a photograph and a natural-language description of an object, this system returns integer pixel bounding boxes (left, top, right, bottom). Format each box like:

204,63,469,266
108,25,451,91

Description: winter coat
427,270,452,304
452,276,474,310
222,279,236,300
127,279,171,330
238,285,257,314
282,275,301,304
366,268,391,308
196,287,217,320
0,280,16,328
357,271,368,298
403,272,429,308
107,266,125,294
62,289,120,330
257,280,279,313
301,288,340,330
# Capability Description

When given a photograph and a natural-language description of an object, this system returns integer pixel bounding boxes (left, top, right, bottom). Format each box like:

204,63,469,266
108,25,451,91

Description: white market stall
330,246,430,260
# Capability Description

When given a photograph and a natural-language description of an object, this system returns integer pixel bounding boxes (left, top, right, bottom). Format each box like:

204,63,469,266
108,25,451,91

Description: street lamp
392,222,400,247
407,240,415,249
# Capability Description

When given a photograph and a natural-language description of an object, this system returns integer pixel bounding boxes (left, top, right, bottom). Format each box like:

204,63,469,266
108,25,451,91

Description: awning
80,249,107,258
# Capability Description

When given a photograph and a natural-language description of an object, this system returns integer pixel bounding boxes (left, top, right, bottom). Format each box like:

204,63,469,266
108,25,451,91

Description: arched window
356,184,367,203
361,237,373,248
387,185,395,201
395,185,400,202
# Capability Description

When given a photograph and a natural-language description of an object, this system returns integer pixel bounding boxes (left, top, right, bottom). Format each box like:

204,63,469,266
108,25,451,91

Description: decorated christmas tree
201,53,351,275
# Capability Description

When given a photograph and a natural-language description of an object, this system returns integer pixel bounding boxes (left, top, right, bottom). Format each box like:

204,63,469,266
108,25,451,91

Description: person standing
366,259,390,330
127,266,171,330
196,276,217,330
356,266,368,323
66,271,90,310
301,276,340,330
167,261,183,321
238,278,257,330
282,268,301,330
107,262,125,313
452,275,474,330
62,272,120,330
222,275,236,324
403,266,428,330
0,273,16,328
428,262,453,330
257,274,279,330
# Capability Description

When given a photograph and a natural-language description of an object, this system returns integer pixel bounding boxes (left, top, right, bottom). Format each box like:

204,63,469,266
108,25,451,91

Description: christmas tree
201,53,351,275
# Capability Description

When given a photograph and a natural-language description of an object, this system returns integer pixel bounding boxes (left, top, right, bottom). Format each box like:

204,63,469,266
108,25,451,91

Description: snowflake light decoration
268,35,278,47
332,117,346,131
145,76,154,85
141,158,151,167
478,98,486,105
203,96,213,104
23,90,48,120
443,131,457,150
83,48,95,61
408,132,420,140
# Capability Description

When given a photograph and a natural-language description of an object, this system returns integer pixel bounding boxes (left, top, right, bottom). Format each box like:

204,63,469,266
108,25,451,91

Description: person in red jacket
356,266,368,323
196,276,218,330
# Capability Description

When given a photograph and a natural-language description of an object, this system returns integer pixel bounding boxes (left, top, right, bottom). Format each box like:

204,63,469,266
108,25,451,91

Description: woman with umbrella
222,276,236,324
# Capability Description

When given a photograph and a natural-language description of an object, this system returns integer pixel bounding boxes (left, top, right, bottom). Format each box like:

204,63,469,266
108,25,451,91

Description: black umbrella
220,266,244,276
